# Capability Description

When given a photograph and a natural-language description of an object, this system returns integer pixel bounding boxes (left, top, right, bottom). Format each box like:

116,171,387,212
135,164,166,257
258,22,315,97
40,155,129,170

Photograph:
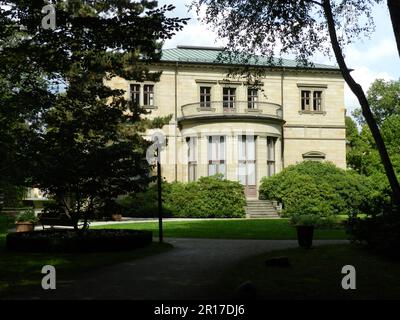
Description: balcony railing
180,101,283,120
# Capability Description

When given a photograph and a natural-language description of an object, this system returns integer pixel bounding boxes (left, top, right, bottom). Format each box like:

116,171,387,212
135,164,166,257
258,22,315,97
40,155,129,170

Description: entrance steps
245,200,280,219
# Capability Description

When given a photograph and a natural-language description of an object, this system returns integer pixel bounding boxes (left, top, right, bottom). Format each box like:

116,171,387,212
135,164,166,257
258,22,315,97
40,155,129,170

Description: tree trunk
323,0,400,208
388,0,400,57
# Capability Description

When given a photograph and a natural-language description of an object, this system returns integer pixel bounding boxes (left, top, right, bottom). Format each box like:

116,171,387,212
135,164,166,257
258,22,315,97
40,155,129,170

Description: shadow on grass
0,240,173,299
213,244,400,300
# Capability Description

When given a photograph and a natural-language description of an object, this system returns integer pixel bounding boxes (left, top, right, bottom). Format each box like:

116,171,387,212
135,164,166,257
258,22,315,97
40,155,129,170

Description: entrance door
238,135,257,197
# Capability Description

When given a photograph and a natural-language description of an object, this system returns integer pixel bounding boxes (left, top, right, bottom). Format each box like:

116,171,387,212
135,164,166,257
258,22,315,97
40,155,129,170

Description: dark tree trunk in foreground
388,0,400,57
323,0,400,207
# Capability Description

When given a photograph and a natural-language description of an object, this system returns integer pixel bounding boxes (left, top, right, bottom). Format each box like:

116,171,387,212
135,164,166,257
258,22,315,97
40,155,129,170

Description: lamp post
156,146,163,243
147,131,165,243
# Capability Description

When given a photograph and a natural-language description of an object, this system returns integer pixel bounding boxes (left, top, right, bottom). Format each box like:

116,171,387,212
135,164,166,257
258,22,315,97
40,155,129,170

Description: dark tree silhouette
388,0,400,57
0,0,188,230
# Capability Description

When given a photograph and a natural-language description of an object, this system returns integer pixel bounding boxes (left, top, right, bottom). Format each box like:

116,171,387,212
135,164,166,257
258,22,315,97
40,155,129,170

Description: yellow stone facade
107,49,346,198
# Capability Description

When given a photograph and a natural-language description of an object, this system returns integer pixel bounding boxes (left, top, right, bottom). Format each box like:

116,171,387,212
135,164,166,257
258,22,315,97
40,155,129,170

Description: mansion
108,46,346,198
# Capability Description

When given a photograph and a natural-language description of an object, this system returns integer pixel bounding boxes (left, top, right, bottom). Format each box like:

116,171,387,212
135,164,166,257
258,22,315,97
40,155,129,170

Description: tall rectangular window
187,137,197,182
267,137,276,177
130,84,140,105
247,88,258,109
144,85,154,106
208,136,226,177
200,87,211,108
223,88,236,109
238,135,256,186
301,90,311,111
313,91,322,111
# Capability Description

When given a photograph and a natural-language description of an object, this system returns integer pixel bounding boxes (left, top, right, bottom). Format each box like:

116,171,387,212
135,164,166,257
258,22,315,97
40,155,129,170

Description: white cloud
345,66,395,115
164,23,225,49
344,39,398,66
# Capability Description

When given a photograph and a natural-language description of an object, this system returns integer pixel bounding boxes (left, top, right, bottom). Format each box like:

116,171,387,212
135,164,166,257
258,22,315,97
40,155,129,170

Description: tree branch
322,0,400,207
305,0,323,7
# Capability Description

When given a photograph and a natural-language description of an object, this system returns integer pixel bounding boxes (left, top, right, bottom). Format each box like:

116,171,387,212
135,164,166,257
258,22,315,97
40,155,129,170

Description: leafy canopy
0,1,188,227
192,0,381,66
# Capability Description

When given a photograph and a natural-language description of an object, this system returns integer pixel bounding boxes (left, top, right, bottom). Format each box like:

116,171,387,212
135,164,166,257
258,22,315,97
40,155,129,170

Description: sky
158,0,400,117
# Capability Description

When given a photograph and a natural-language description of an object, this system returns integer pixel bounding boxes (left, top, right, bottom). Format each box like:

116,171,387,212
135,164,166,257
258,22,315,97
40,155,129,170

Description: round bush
118,175,246,218
259,161,379,217
6,229,152,253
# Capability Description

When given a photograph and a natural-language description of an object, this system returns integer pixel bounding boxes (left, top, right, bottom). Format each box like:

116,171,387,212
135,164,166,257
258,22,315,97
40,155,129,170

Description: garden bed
6,229,152,253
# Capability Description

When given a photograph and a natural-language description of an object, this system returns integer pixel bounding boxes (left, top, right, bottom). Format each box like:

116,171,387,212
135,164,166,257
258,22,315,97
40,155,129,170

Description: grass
0,214,172,298
94,218,348,240
215,244,400,299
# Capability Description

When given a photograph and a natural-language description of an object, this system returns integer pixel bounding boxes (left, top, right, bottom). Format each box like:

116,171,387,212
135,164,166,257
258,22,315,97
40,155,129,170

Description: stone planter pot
111,213,122,221
15,222,35,233
296,225,314,249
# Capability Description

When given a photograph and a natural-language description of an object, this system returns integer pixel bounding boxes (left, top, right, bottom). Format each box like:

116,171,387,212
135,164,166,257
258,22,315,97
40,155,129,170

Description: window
301,89,324,112
144,85,154,106
267,137,276,177
200,87,211,108
208,136,226,177
223,88,236,109
301,90,311,111
247,88,259,109
238,135,256,186
130,84,140,105
313,91,322,111
187,137,197,181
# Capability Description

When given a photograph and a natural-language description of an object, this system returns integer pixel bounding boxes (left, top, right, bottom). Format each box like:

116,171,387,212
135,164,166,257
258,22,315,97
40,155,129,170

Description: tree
388,0,400,57
0,29,53,209
348,78,400,175
1,1,187,230
192,0,400,207
353,79,400,125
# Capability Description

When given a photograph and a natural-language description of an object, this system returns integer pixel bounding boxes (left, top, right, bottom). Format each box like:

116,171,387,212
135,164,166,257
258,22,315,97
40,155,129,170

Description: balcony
179,101,283,123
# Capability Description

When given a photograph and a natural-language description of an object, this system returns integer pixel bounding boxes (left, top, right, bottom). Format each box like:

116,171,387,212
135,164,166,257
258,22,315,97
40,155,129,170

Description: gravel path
9,238,348,300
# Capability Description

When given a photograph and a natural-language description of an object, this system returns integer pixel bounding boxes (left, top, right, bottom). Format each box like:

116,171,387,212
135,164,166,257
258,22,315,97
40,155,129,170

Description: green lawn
215,244,400,299
94,218,348,240
0,214,172,298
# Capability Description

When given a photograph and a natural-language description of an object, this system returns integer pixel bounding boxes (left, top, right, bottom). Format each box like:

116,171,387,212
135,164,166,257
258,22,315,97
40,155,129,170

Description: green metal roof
161,46,339,70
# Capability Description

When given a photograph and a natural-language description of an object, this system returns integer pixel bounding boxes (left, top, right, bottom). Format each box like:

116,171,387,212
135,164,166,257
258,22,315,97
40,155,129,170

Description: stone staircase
245,200,280,219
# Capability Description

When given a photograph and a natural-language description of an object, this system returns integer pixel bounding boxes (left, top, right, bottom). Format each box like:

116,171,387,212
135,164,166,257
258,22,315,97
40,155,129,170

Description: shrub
116,182,172,218
259,161,377,217
290,214,321,226
119,175,246,218
346,209,400,259
165,175,246,218
15,208,38,224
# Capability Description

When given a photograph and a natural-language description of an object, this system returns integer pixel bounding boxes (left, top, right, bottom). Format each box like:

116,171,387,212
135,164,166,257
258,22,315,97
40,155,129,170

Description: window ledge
298,110,326,115
143,105,158,109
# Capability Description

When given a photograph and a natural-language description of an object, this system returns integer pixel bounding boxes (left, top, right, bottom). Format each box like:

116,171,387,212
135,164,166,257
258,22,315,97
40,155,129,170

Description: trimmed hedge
259,161,385,217
117,175,246,218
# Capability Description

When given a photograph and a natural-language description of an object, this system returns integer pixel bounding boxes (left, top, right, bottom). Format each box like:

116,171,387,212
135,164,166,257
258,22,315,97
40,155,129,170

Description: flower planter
296,225,314,249
15,222,34,233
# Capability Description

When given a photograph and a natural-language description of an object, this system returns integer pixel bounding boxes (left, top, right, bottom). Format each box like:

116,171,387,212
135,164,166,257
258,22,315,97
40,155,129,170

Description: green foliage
290,214,321,227
118,175,246,218
192,0,379,72
259,161,380,218
0,1,188,229
15,209,38,224
353,79,400,126
347,115,400,176
347,211,400,259
0,183,27,207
